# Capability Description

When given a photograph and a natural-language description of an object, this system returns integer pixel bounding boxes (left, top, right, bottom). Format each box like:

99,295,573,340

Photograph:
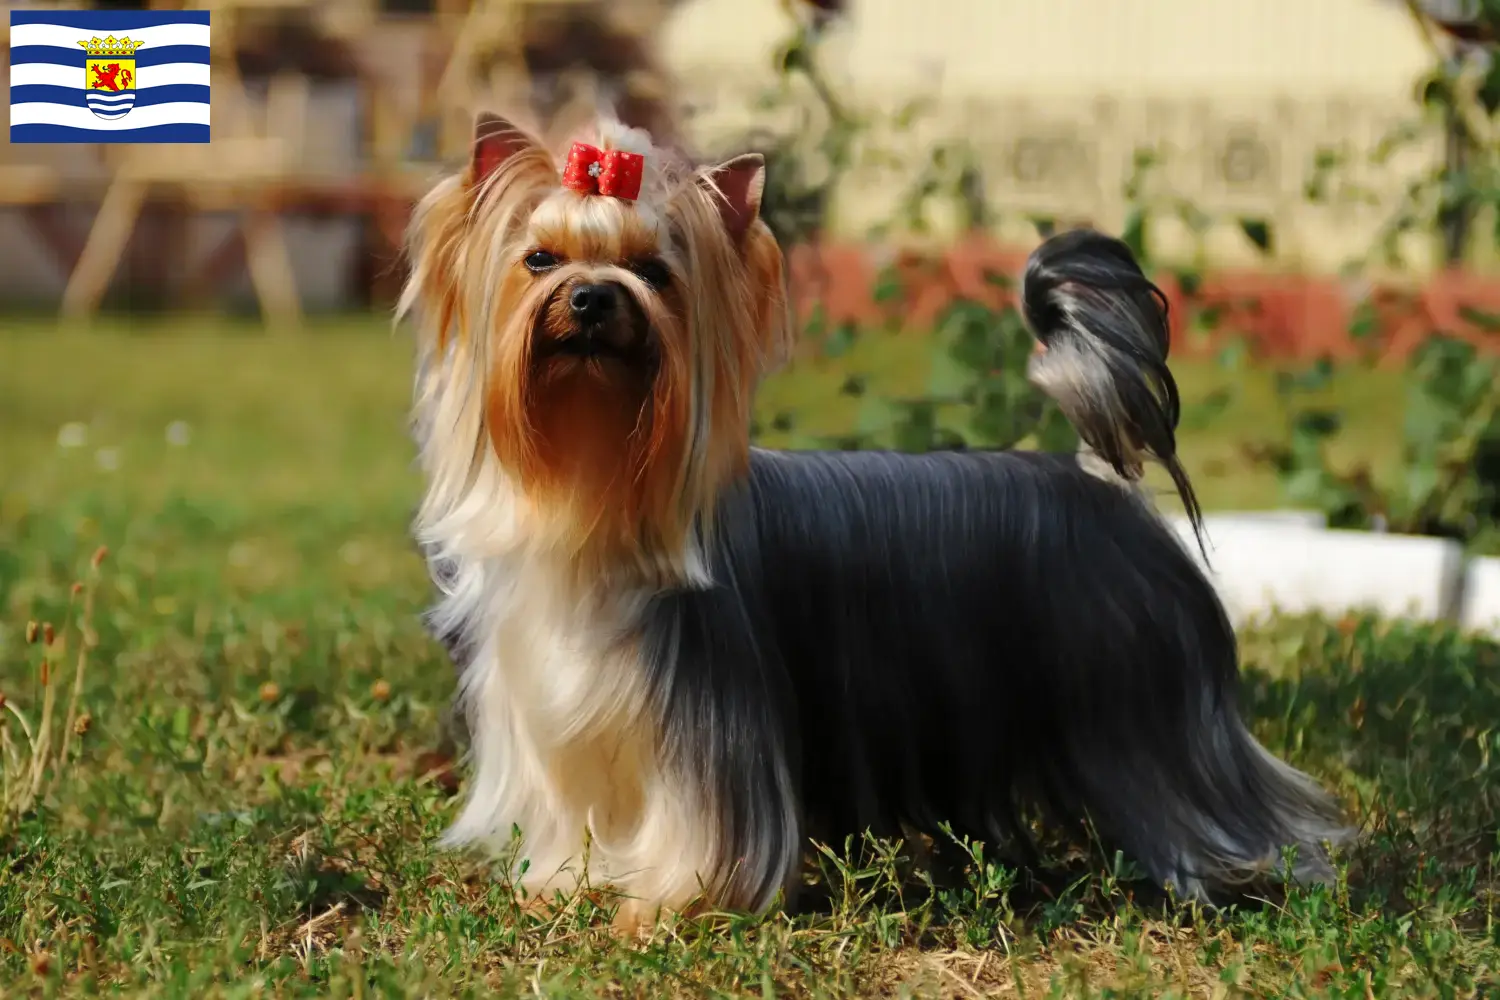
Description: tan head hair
400,112,792,586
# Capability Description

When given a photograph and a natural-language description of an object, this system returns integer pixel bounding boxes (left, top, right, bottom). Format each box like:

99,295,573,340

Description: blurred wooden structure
59,0,307,326
0,0,1473,319
0,0,681,322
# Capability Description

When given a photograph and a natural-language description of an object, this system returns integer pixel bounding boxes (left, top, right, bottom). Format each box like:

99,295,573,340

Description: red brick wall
786,240,1500,361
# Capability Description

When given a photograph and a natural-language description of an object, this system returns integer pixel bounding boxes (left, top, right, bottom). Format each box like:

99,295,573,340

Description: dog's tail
1031,468,1352,901
1020,229,1205,547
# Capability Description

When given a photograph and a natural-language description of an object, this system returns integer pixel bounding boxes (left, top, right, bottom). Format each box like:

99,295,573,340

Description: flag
9,9,210,143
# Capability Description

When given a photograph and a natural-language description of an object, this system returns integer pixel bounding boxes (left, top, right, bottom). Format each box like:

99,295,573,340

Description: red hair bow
561,142,645,201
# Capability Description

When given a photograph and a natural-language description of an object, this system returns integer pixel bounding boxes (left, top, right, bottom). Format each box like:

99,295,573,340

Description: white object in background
1461,557,1500,638
57,422,87,449
1184,510,1328,532
1166,519,1466,625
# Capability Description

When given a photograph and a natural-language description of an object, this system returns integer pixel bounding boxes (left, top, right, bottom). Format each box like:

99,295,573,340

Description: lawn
0,318,1494,997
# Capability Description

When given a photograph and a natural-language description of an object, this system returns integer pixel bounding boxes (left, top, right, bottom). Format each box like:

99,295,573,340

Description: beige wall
662,0,1451,273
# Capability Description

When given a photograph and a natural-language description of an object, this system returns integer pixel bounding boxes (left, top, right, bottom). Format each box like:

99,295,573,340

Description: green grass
0,318,1495,997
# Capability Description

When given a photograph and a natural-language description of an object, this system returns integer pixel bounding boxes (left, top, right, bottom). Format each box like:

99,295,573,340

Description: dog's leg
610,893,710,939
585,730,803,933
591,765,725,934
603,788,801,935
620,578,806,924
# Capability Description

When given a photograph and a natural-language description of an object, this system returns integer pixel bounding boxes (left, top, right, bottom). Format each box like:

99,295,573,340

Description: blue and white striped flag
9,9,210,143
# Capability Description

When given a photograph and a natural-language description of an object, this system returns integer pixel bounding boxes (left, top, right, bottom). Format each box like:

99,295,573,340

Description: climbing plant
744,0,1500,552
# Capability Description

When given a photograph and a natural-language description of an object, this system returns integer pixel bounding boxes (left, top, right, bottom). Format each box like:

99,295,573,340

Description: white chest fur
431,545,718,909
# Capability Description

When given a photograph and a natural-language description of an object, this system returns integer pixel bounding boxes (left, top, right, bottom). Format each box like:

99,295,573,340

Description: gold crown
78,35,143,58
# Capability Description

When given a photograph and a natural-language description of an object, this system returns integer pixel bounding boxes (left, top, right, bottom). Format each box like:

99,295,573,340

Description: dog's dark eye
632,258,671,289
524,249,560,272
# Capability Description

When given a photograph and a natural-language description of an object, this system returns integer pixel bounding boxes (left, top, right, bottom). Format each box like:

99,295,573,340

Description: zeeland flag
9,9,210,143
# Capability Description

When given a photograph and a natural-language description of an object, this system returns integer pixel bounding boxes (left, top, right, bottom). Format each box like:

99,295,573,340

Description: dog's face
526,196,673,372
404,114,792,575
497,185,685,500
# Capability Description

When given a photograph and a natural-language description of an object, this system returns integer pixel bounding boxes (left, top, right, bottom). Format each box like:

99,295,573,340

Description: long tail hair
1021,229,1205,549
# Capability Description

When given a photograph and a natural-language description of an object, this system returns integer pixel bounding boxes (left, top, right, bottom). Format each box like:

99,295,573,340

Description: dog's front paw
610,898,661,939
610,895,711,939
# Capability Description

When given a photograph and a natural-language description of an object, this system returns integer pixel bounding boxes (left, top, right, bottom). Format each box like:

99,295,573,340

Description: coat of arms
78,35,142,120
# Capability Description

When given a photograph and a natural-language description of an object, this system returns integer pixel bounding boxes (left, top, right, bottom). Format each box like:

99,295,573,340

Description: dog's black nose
569,283,617,324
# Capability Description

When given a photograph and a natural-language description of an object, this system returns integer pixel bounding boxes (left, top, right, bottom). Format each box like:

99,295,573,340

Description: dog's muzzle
537,281,655,363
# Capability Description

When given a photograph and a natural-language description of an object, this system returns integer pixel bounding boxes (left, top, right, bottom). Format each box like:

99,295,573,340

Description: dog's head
401,114,790,582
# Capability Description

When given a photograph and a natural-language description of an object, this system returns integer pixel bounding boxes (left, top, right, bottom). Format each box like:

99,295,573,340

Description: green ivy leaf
172,704,191,741
930,428,970,451
892,98,929,131
1480,57,1500,114
1404,458,1441,511
1182,388,1233,431
1348,300,1381,342
1174,267,1203,298
1460,359,1500,403
1122,209,1148,261
775,34,811,74
822,321,857,359
1293,408,1341,439
939,301,1001,372
892,402,938,453
1215,337,1249,372
1458,304,1500,333
1418,71,1452,110
1283,467,1330,507
816,434,867,452
839,375,866,397
1310,147,1342,177
1287,409,1338,470
1191,303,1225,341
927,348,975,400
969,381,1041,450
1032,405,1080,454
785,433,825,451
997,309,1036,369
1279,358,1336,394
1404,384,1462,451
855,395,899,439
1238,218,1274,254
871,265,904,306
804,302,828,340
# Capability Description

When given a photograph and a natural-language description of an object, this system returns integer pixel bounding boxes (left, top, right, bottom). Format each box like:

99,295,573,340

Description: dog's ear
469,113,546,190
702,154,766,244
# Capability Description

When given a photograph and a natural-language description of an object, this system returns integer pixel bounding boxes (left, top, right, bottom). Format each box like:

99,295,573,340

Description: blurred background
7,6,1500,990
3,0,1500,606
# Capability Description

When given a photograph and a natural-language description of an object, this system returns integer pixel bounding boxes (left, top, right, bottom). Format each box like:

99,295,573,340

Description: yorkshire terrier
399,113,1349,931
